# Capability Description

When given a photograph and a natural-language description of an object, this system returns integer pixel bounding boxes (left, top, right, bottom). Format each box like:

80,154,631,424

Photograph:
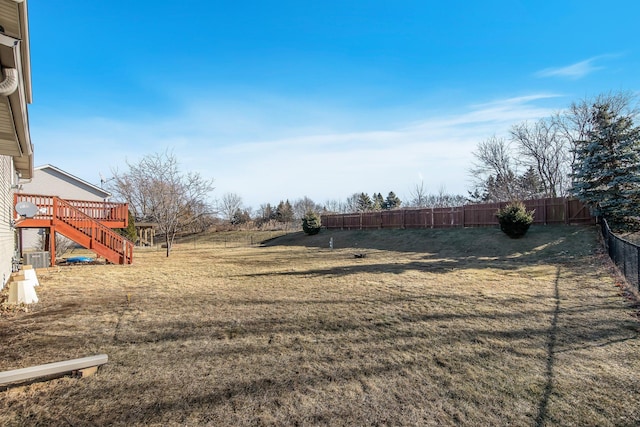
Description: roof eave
35,164,112,198
0,34,32,178
16,0,30,103
0,0,33,178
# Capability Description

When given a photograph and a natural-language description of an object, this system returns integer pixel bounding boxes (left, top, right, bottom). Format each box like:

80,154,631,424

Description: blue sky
27,1,640,209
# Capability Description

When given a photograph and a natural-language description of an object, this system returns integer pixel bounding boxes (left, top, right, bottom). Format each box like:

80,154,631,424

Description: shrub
118,210,137,242
496,201,534,238
302,211,321,235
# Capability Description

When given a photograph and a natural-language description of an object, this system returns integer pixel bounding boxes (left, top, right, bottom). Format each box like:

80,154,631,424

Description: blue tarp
65,256,94,263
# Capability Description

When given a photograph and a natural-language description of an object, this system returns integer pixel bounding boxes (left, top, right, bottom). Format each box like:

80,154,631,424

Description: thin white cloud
536,56,607,79
31,93,562,209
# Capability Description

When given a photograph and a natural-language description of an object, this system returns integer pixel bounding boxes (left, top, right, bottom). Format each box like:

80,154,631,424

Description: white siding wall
0,155,16,288
21,168,107,201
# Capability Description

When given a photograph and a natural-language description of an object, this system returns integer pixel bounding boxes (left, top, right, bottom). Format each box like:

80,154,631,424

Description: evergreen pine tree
372,193,385,210
517,166,545,200
486,171,518,202
385,191,401,210
356,193,373,212
302,211,321,235
571,103,640,228
261,203,275,221
118,210,137,242
276,200,294,223
231,209,251,225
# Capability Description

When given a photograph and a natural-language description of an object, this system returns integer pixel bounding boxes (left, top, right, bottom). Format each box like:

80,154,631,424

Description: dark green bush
302,211,321,235
496,201,534,238
118,210,137,242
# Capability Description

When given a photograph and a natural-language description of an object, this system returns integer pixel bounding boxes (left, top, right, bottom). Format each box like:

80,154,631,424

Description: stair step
15,195,133,266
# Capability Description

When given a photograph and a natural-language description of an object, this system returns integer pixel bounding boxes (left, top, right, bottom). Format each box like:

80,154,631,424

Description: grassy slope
0,226,639,426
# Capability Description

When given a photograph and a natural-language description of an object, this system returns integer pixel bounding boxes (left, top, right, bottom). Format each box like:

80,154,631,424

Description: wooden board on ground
0,354,108,387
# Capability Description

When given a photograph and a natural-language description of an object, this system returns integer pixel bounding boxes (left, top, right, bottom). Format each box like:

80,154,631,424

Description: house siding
0,155,16,288
21,168,108,201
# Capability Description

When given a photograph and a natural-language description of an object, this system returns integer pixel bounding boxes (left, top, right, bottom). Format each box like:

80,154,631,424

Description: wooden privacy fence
321,197,594,230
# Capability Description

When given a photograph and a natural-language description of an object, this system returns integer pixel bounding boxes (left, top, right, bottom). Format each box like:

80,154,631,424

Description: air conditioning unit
24,251,50,269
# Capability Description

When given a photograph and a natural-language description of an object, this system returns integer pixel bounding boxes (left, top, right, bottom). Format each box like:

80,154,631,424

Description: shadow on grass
6,226,639,425
239,252,597,279
263,226,599,266
535,266,560,427
10,268,639,425
91,355,428,426
112,297,638,349
98,290,639,425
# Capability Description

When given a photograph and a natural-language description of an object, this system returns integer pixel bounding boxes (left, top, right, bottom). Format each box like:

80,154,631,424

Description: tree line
107,90,640,257
468,92,637,198
217,195,325,228
468,90,640,230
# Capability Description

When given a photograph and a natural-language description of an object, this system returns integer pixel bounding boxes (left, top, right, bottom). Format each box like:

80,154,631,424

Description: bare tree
408,180,428,207
38,232,75,258
293,196,321,220
183,198,216,234
218,192,243,222
110,151,214,257
322,199,346,213
345,193,360,213
510,118,570,197
469,136,519,201
413,185,464,208
471,136,513,177
257,203,275,221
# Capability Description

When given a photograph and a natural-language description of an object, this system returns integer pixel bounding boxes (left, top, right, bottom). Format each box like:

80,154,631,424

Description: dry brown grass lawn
1,226,639,426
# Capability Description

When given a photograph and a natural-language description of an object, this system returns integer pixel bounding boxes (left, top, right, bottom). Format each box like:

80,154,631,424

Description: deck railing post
50,198,57,266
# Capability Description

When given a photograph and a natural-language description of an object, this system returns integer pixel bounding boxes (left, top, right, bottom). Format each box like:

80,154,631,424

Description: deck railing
14,194,133,265
14,194,128,225
53,197,133,264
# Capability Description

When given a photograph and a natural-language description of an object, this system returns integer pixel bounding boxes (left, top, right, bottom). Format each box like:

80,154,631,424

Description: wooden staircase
14,194,134,266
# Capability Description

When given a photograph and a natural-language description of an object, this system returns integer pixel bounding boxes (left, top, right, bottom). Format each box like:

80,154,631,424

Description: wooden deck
14,194,133,265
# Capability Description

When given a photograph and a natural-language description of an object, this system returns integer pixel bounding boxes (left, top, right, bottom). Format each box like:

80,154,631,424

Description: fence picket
321,197,594,230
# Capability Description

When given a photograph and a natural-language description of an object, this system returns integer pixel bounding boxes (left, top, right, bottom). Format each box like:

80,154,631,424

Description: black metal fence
600,218,640,290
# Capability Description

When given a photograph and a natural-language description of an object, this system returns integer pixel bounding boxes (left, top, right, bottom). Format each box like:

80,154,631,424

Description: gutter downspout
0,68,18,96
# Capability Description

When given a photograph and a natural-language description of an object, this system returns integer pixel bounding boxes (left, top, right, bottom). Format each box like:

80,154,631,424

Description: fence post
462,204,466,227
319,197,591,230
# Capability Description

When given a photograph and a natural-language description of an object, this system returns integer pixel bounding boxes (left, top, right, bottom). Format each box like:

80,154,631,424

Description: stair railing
53,197,134,264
